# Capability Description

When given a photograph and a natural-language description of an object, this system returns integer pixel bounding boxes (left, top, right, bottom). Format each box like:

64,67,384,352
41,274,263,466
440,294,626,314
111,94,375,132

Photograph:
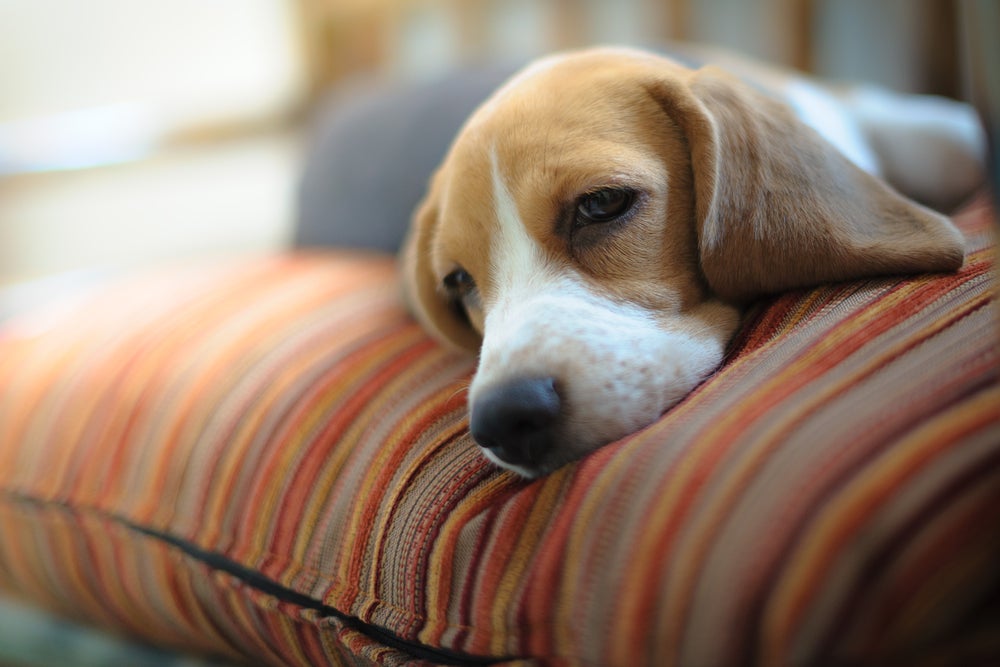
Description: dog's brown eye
576,188,635,224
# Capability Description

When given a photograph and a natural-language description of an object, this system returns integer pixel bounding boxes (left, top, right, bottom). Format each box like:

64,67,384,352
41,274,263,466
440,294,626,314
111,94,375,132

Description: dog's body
403,46,984,478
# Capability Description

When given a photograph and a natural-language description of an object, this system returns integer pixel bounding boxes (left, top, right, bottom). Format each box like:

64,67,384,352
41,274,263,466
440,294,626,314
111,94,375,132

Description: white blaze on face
470,149,731,472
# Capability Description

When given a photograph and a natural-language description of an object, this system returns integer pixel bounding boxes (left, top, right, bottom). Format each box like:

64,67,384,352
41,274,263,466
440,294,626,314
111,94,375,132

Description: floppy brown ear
654,65,966,302
400,180,482,352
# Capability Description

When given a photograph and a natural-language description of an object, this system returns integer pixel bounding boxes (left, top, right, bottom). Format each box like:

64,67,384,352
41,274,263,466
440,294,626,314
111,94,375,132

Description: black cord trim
2,491,513,666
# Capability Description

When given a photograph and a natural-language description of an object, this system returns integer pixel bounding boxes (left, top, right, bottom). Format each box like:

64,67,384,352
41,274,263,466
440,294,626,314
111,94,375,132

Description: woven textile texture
0,201,997,667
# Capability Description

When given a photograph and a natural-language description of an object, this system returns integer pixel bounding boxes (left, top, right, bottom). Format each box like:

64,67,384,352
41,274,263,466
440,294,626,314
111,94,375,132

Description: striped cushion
1,201,998,667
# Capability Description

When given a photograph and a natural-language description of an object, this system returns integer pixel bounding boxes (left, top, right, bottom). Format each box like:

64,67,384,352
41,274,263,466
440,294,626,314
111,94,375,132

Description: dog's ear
650,65,966,302
401,176,482,352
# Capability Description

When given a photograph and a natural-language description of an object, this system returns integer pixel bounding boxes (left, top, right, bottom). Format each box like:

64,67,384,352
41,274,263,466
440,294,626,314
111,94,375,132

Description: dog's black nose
470,377,561,466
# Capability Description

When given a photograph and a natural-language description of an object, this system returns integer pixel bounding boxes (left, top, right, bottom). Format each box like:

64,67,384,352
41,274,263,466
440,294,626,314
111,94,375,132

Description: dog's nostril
470,377,562,465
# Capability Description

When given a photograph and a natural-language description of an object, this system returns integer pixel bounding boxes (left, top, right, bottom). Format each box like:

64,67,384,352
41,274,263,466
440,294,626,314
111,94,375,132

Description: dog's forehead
440,52,671,201
474,50,658,128
482,47,671,109
429,50,684,294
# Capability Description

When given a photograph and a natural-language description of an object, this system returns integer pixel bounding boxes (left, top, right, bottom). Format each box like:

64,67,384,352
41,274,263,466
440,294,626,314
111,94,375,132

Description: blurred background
0,0,984,288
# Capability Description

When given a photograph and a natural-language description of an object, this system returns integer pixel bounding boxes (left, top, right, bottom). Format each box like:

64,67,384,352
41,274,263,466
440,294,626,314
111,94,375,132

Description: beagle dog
402,46,984,478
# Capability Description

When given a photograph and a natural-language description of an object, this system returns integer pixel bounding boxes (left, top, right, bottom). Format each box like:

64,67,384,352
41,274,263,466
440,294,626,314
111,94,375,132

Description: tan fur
402,171,483,351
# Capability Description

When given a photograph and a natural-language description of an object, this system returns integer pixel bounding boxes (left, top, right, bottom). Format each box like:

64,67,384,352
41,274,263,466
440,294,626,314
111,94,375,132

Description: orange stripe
761,386,1000,665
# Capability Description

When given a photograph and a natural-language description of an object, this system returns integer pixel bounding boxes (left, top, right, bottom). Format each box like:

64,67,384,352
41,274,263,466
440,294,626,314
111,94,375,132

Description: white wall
0,0,305,128
0,0,307,285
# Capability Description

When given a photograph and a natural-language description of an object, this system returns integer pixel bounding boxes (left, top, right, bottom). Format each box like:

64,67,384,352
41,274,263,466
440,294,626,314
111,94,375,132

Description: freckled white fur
472,149,732,474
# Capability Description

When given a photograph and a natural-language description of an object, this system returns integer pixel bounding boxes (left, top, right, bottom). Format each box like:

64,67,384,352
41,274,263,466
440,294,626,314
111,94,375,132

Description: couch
1,63,998,667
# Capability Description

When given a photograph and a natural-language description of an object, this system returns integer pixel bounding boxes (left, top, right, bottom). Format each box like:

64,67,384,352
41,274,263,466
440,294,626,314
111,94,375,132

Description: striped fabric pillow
0,201,997,667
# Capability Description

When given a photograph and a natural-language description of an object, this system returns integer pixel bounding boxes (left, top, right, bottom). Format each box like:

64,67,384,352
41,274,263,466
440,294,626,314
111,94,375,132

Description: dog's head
402,48,965,478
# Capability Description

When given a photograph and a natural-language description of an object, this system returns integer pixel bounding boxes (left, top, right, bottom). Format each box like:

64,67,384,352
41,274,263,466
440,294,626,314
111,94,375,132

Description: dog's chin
480,443,587,479
481,448,551,479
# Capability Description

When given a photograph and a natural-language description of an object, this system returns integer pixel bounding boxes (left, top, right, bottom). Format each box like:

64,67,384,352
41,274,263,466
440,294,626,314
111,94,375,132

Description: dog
401,46,985,478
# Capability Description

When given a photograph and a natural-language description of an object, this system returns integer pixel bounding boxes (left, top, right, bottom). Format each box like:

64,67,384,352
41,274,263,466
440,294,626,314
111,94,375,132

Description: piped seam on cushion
0,490,514,667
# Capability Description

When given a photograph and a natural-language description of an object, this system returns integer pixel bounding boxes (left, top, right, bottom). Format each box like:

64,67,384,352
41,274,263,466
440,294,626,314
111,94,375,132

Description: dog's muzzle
469,376,562,467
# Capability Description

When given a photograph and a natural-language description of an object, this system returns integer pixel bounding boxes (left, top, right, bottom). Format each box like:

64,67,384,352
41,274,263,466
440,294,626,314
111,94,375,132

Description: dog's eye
575,188,636,224
442,267,480,324
443,268,476,297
